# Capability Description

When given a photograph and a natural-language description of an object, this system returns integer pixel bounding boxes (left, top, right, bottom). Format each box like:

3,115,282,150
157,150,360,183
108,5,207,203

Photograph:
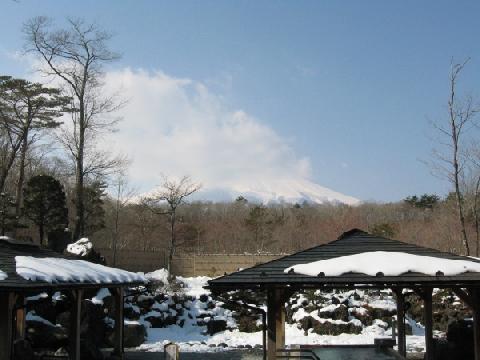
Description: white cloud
102,68,313,192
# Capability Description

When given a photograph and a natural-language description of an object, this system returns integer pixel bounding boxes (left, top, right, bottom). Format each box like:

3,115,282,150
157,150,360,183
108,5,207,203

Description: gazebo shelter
0,237,146,360
208,229,480,360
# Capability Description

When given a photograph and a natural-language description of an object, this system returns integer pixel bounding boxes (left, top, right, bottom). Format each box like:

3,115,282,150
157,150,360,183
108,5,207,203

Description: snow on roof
16,256,146,284
285,251,480,277
66,238,93,257
0,270,7,281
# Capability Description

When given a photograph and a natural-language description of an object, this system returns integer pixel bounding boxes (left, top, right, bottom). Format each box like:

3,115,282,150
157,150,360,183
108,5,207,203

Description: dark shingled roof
0,237,143,291
208,229,480,290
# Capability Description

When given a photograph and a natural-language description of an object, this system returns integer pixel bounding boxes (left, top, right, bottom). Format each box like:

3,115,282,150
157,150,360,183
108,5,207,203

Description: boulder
26,319,68,349
206,319,227,335
123,323,147,348
446,319,474,359
13,339,34,360
319,304,349,322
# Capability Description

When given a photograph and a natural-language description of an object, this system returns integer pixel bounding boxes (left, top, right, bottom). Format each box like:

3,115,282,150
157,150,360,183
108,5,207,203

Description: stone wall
97,248,283,276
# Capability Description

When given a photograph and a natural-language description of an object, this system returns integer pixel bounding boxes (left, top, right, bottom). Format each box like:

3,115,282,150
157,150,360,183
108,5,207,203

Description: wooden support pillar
395,287,406,357
112,287,124,359
69,289,83,360
422,288,434,360
15,294,26,340
267,288,286,360
471,288,480,360
0,292,15,360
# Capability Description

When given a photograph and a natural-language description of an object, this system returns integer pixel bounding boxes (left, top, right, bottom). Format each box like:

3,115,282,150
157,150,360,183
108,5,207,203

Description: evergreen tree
83,181,107,236
23,175,68,245
0,192,19,236
0,76,70,212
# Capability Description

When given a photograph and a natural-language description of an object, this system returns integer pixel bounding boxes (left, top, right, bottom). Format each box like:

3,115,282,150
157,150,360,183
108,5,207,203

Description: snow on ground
135,272,426,354
66,238,93,257
285,251,480,277
139,323,426,353
0,269,7,280
15,256,147,284
176,276,212,297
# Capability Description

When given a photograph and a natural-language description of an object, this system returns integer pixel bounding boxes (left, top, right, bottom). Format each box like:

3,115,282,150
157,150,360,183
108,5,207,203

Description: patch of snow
66,238,93,257
26,292,48,301
0,269,7,280
176,276,212,297
26,312,58,327
91,288,111,305
285,251,480,277
145,268,169,284
16,256,146,284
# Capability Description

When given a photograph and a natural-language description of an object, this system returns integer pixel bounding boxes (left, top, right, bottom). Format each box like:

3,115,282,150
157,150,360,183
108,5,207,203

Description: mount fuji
189,178,360,205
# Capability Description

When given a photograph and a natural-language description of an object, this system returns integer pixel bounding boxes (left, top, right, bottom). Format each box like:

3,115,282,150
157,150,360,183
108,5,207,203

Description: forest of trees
1,17,480,260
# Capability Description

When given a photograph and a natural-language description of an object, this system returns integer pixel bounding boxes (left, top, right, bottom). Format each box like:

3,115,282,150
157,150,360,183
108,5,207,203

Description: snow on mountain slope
190,178,360,205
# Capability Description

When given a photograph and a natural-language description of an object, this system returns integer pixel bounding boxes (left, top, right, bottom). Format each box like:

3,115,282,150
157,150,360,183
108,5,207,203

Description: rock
446,319,474,359
124,305,141,320
13,339,34,360
145,314,164,328
218,343,228,348
27,297,57,324
80,338,104,360
123,323,146,348
199,294,209,303
319,304,349,322
136,295,155,311
54,347,69,357
206,319,227,335
26,319,68,349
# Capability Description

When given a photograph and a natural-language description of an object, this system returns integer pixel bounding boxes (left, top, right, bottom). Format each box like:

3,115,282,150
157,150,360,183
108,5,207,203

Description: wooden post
267,288,286,360
472,288,480,360
395,287,406,357
113,287,124,359
15,294,26,340
423,288,434,360
0,292,15,360
69,289,83,360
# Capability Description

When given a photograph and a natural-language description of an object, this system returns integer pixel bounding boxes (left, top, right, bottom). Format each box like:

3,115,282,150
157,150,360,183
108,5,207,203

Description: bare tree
110,172,136,266
142,176,201,277
23,16,122,240
430,59,479,255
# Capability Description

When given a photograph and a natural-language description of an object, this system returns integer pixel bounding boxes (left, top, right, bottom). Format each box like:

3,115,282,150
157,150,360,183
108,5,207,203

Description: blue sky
1,1,480,202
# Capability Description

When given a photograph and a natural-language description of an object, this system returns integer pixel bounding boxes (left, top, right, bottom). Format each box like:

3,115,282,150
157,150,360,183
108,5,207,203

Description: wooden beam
394,287,406,357
267,288,286,360
471,288,480,360
422,287,434,360
69,289,83,360
0,292,15,360
15,294,26,340
112,287,124,359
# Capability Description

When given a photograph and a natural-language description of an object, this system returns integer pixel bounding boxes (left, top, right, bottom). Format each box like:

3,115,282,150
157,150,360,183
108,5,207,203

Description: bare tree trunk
74,104,85,240
449,71,470,255
112,182,121,266
168,211,176,278
474,176,480,257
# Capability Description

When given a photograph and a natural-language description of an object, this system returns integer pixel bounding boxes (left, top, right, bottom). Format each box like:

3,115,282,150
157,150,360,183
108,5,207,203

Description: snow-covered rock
66,238,93,257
